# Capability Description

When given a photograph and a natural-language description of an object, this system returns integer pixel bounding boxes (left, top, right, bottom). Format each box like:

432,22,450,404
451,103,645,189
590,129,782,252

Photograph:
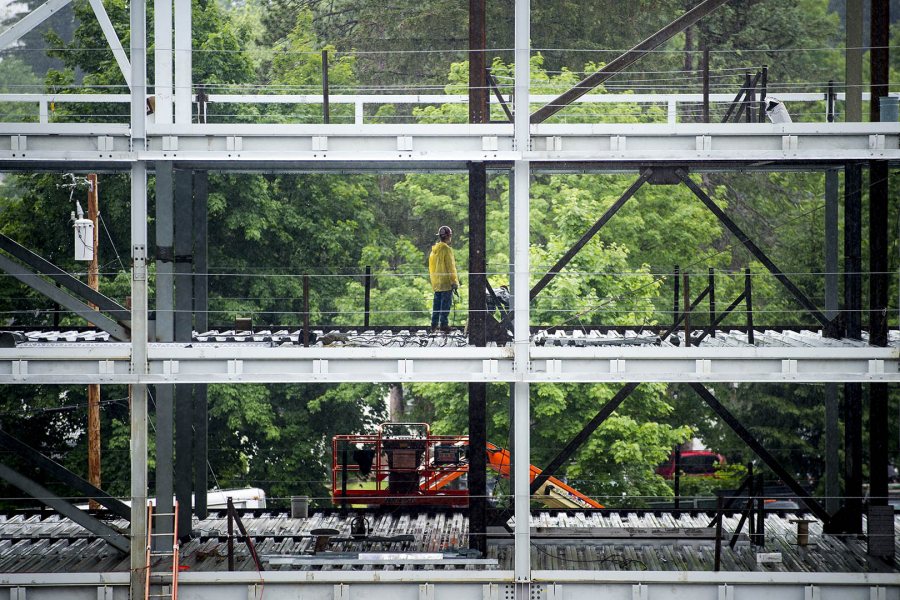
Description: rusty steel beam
531,0,732,123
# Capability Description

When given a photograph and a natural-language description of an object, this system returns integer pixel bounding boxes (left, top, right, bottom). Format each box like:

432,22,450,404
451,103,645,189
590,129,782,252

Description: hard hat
437,225,452,239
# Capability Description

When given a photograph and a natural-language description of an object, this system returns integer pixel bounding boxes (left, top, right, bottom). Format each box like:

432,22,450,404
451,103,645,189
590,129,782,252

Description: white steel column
174,0,192,124
129,0,149,595
513,0,530,584
153,0,173,123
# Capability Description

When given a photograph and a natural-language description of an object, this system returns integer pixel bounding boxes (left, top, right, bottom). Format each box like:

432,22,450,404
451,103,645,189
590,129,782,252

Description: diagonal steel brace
530,170,652,301
676,170,831,327
0,233,130,323
0,429,130,519
0,253,129,340
0,462,129,553
689,383,830,524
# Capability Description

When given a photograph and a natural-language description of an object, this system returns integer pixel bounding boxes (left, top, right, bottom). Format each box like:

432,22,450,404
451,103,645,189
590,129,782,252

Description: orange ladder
145,501,180,600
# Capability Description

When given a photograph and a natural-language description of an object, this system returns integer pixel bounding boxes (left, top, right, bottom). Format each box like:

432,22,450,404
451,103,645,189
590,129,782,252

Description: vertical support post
826,80,836,123
845,164,863,340
747,463,755,540
868,0,890,498
702,48,710,123
322,50,330,124
193,171,209,520
227,500,235,571
845,0,864,122
174,169,194,538
824,168,840,515
744,72,754,123
708,268,715,338
672,266,680,330
467,162,488,554
513,0,530,581
468,0,488,124
714,496,723,571
86,174,101,509
870,0,889,123
129,0,148,590
843,162,863,533
673,447,681,510
744,268,754,344
758,66,767,123
756,492,765,546
174,0,192,124
153,0,173,124
468,164,487,347
340,445,348,513
682,272,691,346
363,266,372,327
303,275,310,347
154,161,175,548
468,0,488,556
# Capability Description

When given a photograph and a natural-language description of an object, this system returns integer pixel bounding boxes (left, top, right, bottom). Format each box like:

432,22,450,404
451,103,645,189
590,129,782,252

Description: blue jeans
431,290,453,327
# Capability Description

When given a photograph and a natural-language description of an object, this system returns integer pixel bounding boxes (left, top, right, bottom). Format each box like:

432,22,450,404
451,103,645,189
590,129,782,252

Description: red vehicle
657,450,725,479
332,423,603,509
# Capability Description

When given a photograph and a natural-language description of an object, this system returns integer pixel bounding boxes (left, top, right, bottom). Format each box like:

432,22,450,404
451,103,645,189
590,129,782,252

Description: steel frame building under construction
0,0,899,597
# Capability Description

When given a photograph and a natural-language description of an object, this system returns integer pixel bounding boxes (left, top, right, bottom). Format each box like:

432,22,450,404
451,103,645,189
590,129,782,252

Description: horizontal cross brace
0,344,896,383
0,123,897,169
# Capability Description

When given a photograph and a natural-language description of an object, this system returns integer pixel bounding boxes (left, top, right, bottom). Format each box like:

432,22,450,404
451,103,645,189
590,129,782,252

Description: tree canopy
0,0,896,510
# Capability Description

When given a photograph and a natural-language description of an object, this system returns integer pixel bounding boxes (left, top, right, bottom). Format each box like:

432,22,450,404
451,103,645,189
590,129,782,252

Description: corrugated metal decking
0,510,894,574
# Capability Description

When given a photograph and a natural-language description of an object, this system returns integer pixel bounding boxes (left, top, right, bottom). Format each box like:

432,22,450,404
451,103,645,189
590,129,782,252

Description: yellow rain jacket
428,242,459,292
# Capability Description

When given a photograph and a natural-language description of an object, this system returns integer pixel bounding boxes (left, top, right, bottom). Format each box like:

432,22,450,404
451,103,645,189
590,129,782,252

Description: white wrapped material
765,98,792,124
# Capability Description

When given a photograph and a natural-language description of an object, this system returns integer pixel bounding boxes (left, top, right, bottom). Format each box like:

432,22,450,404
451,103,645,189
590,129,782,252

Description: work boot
440,325,451,334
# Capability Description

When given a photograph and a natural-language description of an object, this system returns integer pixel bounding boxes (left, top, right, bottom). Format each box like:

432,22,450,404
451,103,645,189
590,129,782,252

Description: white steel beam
1,343,899,384
1,123,898,167
173,0,192,123
153,0,174,124
86,0,131,88
0,0,73,50
129,0,148,593
512,0,531,583
0,570,895,600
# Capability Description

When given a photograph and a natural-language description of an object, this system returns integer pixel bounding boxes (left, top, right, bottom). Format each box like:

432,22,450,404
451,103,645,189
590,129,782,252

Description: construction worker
428,225,459,333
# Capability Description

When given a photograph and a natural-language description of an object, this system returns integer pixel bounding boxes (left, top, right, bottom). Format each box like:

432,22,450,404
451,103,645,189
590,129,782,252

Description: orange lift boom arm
425,442,603,509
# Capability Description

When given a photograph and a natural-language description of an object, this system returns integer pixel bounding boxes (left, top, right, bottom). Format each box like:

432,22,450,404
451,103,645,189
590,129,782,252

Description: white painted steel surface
0,337,897,383
1,122,898,166
0,571,896,600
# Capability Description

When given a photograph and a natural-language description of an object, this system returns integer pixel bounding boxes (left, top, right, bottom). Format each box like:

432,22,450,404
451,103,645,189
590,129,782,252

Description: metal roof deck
0,510,894,574
7,327,900,349
4,326,898,384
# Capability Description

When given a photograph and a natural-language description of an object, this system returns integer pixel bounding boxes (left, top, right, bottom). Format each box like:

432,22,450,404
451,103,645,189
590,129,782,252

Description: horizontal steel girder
0,343,897,384
0,123,897,169
0,571,896,599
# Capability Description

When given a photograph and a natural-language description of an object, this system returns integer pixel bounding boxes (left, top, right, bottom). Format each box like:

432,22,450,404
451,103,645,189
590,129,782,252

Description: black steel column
843,163,864,533
824,169,840,515
468,0,487,124
193,171,209,520
868,0,890,509
869,158,889,510
174,169,194,538
154,161,175,549
467,0,487,555
468,162,487,554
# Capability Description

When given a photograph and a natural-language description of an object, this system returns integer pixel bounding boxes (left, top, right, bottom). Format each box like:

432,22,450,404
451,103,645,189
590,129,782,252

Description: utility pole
86,174,101,509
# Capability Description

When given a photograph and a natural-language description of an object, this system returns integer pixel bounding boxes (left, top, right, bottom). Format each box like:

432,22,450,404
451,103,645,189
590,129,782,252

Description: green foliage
211,383,387,503
0,0,888,513
667,383,833,489
673,462,748,499
0,57,41,122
